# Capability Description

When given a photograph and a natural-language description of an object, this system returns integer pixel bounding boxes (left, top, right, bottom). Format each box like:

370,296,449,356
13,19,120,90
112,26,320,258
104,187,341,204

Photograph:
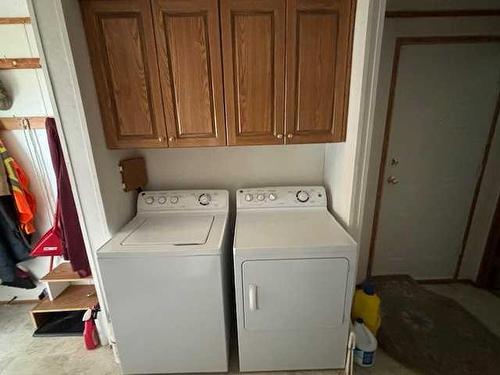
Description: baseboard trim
417,278,476,286
1,299,39,305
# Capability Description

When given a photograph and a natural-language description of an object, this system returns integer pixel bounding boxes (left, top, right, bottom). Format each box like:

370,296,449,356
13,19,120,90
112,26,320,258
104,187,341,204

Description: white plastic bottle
353,318,377,367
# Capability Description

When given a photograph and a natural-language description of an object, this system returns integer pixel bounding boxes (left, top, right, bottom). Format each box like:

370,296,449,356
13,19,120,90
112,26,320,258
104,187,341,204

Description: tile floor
0,283,498,375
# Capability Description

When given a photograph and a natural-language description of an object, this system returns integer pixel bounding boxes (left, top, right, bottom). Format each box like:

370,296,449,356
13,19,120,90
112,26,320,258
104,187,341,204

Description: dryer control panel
237,186,327,209
138,190,228,212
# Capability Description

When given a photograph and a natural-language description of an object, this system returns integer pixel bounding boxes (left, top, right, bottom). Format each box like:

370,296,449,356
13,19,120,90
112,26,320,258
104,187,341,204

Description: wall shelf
41,262,91,283
30,285,97,329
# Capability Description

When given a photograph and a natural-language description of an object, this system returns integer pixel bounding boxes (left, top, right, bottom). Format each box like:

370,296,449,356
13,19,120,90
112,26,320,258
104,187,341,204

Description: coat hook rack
0,117,47,131
0,58,41,70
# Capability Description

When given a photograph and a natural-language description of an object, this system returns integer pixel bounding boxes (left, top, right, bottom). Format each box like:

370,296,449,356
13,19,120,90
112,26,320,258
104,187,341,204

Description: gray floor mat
371,275,500,375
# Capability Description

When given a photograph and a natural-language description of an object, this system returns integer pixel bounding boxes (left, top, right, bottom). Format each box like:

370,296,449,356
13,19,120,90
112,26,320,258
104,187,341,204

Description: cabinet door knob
287,133,294,139
168,136,175,142
158,136,164,142
276,134,283,139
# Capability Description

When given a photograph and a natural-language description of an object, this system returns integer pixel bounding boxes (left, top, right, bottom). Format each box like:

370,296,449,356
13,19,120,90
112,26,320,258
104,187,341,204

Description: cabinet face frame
80,0,168,149
285,0,355,144
152,0,226,148
220,0,286,146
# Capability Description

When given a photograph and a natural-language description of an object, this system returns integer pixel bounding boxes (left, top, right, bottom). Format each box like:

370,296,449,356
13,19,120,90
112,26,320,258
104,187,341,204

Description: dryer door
242,258,348,331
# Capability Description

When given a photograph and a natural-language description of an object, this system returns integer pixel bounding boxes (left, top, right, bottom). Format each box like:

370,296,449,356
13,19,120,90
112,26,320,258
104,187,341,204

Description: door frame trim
386,10,500,19
367,35,500,278
476,186,500,287
455,89,500,279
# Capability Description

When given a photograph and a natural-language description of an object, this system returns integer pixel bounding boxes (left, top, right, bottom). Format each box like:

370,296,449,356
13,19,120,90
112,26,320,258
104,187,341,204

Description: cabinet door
285,0,355,144
80,0,167,149
221,0,286,146
152,0,226,147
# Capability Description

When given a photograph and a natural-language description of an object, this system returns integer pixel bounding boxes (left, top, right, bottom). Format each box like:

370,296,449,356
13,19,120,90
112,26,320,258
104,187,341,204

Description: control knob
158,196,167,205
257,194,265,201
296,190,310,203
169,196,179,204
268,193,277,201
145,196,155,205
245,194,254,202
198,193,211,206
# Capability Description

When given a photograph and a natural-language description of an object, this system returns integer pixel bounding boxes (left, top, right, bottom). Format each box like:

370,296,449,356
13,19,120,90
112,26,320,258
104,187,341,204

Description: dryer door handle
248,284,258,311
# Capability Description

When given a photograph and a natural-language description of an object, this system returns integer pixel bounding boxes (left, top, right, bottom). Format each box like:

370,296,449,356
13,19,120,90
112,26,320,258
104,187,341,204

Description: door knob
387,176,399,185
287,134,294,139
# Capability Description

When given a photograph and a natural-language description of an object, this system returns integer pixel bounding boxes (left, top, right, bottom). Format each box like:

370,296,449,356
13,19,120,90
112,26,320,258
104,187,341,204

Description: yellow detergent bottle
352,283,381,335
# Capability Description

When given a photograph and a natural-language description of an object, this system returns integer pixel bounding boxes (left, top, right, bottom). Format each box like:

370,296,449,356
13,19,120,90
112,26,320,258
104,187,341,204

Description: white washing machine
233,186,357,372
98,190,230,374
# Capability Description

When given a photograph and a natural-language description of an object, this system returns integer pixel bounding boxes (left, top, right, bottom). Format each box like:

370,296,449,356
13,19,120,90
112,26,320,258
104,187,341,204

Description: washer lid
121,215,214,246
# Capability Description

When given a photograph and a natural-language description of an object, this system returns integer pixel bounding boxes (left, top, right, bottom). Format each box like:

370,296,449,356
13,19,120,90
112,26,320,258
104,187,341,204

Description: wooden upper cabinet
152,0,226,147
80,0,167,149
285,0,355,144
81,0,354,149
221,0,286,146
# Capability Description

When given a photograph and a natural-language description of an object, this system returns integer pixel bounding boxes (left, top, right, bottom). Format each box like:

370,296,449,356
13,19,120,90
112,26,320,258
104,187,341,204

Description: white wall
323,0,386,268
0,0,29,17
0,0,57,301
323,0,373,228
142,145,324,196
0,2,53,117
323,0,387,284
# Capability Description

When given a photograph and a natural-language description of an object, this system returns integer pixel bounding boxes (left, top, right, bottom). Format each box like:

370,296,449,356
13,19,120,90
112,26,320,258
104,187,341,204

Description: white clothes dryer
233,186,357,372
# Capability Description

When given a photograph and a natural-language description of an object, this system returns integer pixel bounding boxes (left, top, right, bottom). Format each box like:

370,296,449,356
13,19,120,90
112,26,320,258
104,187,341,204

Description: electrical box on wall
119,157,147,192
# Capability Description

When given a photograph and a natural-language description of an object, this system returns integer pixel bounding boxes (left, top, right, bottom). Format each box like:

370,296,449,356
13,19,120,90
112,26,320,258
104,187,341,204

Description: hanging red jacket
0,138,36,234
45,118,91,277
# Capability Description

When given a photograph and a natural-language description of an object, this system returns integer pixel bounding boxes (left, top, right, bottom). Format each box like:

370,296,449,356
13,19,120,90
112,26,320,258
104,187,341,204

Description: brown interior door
221,0,286,146
152,0,226,147
285,0,354,144
80,0,167,149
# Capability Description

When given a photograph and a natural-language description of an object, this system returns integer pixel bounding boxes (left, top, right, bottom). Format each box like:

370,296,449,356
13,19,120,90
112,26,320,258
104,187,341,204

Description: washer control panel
138,190,228,212
237,186,327,209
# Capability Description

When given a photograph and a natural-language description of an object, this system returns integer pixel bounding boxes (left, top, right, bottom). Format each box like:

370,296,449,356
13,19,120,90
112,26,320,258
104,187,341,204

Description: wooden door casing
221,0,286,146
80,0,167,149
152,0,226,147
285,0,355,144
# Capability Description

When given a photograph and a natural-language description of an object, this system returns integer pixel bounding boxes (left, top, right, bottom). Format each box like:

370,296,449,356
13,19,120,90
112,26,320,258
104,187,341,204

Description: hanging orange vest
0,139,36,234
